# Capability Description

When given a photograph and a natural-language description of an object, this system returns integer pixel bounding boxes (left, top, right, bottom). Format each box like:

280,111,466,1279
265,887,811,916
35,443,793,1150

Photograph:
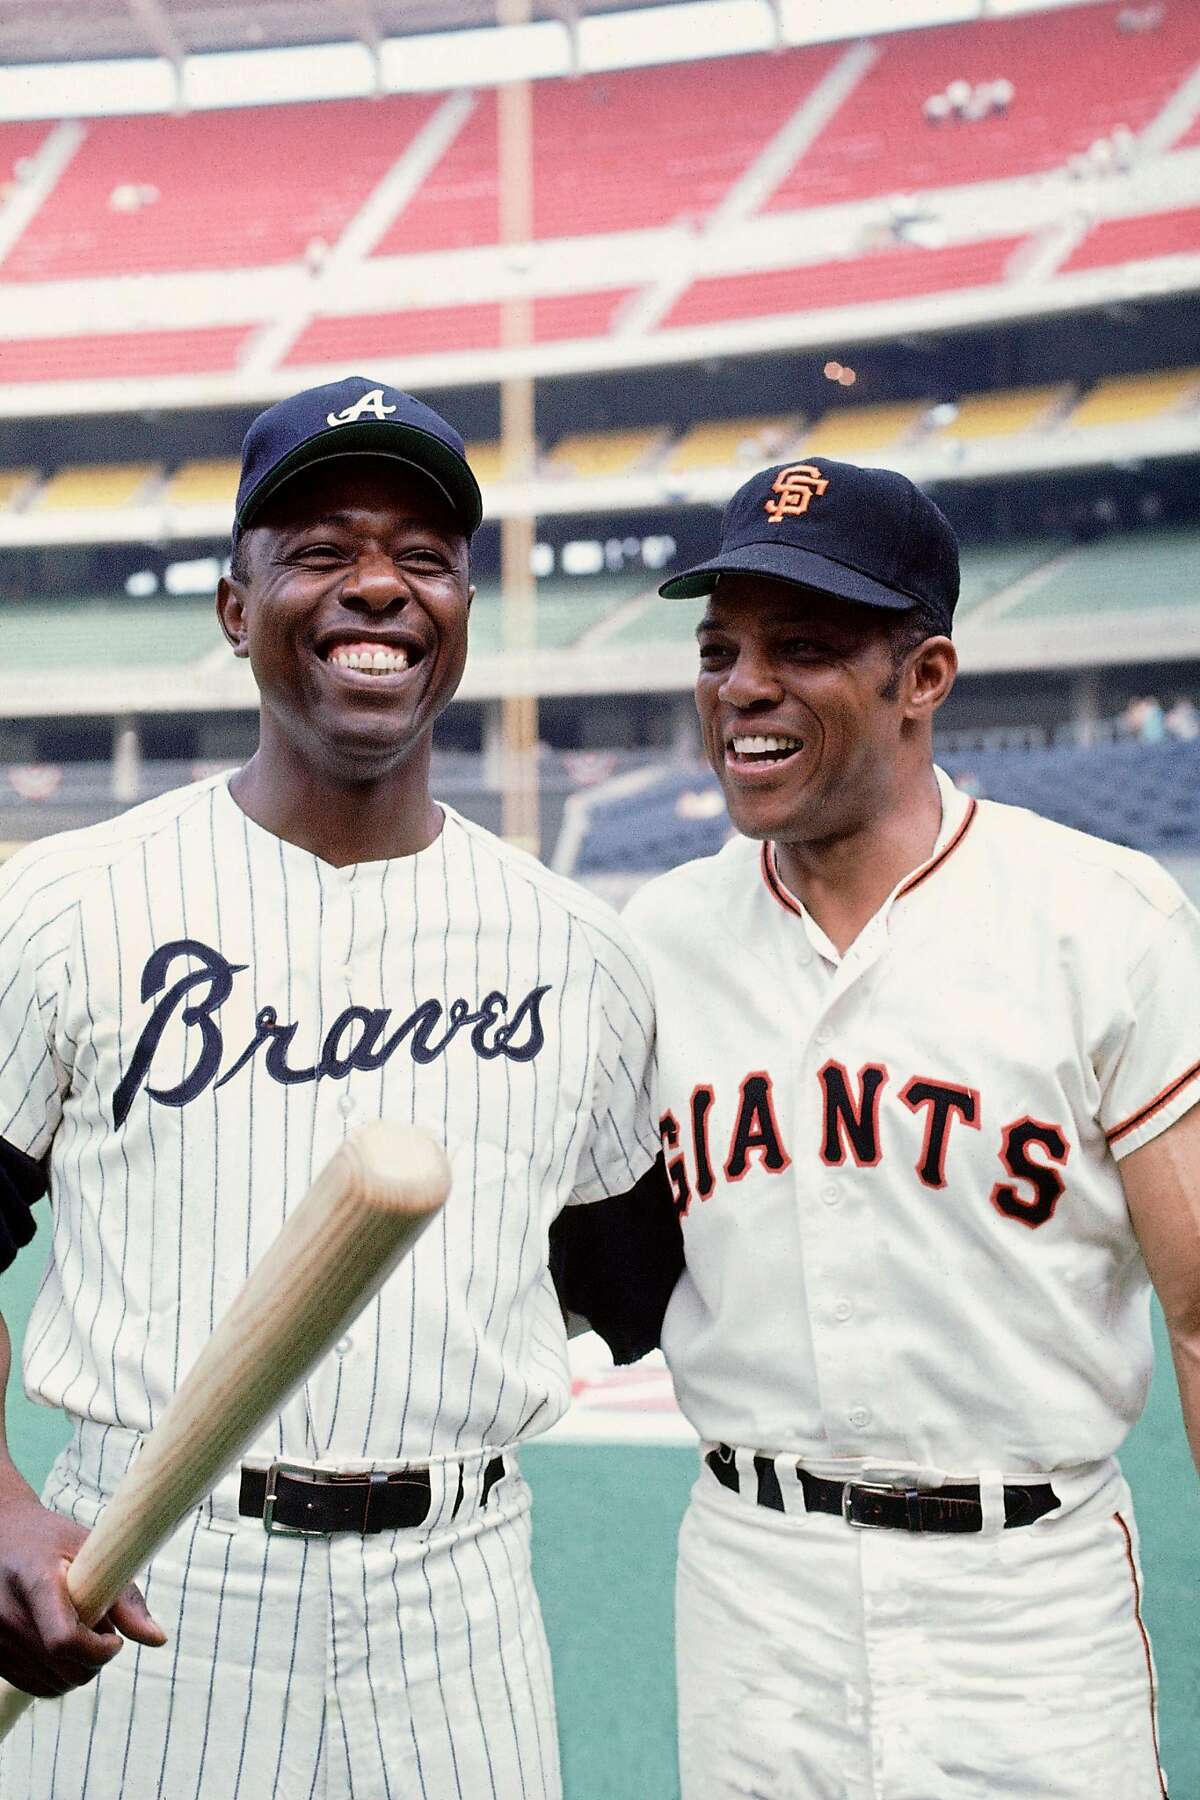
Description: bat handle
0,1544,127,1741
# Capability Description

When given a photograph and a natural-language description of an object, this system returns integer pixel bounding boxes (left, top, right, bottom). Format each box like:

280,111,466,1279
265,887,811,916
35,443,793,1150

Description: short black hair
228,533,252,585
879,597,949,701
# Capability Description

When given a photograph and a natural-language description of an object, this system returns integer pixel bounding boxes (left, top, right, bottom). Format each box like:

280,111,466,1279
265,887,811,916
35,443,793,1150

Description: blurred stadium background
0,0,1198,1792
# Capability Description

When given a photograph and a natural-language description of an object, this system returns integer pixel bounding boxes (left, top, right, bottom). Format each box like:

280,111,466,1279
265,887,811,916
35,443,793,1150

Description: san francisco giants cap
659,458,959,633
233,375,483,542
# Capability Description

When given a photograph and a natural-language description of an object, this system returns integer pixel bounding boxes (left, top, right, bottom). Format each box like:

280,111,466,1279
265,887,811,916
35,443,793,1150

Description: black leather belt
239,1455,507,1536
705,1447,1060,1533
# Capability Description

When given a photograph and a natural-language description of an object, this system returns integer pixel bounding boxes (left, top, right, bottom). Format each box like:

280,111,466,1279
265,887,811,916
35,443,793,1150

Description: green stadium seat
1,596,220,669
467,575,650,653
1001,527,1200,621
956,540,1067,617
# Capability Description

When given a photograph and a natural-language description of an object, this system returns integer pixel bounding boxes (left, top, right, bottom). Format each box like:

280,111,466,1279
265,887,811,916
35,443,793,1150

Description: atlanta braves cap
232,375,484,542
659,458,959,633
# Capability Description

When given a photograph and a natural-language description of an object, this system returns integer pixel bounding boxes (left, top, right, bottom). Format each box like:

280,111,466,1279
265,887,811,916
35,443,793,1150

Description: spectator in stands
1121,695,1167,743
1165,696,1200,741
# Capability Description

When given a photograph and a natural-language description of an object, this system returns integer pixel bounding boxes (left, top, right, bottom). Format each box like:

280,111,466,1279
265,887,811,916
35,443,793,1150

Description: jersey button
335,1334,353,1356
338,1093,355,1117
848,1407,871,1430
833,1298,853,1322
814,1028,831,1047
821,1185,839,1206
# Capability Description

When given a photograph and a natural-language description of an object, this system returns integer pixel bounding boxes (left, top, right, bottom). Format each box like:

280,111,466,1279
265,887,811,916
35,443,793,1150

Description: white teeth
328,646,410,673
731,735,803,755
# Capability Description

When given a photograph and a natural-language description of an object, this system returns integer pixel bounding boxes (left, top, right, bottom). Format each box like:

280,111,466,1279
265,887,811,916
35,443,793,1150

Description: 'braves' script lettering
113,938,550,1126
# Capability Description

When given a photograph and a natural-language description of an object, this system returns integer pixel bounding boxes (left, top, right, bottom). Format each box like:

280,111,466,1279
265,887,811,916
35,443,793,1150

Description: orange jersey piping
1107,1055,1200,1147
760,796,979,920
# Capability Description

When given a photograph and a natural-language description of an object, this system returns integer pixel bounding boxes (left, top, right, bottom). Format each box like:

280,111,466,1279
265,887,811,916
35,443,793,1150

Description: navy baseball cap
232,375,483,542
659,458,959,633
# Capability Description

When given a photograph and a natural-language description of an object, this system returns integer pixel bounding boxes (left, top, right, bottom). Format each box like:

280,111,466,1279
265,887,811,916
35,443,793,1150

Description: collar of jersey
761,764,977,946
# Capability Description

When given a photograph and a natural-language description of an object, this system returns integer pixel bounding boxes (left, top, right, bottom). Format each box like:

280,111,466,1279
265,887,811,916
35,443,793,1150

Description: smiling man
0,377,670,1799
624,459,1200,1799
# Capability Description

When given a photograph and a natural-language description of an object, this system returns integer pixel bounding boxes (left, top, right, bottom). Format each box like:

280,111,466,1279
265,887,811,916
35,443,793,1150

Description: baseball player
622,459,1200,1798
0,376,671,1799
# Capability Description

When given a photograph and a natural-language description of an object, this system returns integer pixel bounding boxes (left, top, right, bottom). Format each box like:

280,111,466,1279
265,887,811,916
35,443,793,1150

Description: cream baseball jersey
624,766,1200,1476
0,774,659,1473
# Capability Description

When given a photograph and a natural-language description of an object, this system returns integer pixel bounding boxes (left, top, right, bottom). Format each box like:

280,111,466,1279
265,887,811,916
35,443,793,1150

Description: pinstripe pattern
0,774,655,1798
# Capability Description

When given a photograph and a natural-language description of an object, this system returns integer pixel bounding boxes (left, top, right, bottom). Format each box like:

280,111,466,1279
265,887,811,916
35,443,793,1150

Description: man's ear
216,574,250,658
904,635,957,723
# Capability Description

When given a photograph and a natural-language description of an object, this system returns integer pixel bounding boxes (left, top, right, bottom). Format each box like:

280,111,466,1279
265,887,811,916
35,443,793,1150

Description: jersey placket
795,905,898,1463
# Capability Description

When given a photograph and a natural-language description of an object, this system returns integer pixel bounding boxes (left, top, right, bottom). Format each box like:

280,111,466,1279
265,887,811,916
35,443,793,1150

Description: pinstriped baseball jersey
0,772,659,1477
625,766,1200,1474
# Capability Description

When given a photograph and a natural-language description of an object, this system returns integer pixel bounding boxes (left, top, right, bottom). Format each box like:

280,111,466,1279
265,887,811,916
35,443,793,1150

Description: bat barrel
0,1121,450,1742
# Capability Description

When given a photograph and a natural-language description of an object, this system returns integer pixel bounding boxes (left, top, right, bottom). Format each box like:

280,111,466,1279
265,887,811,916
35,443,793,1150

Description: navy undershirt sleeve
548,1155,684,1365
0,1137,47,1273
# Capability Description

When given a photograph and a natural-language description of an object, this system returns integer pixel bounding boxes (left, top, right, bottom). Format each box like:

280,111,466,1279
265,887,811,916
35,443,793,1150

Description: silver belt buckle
842,1479,919,1529
262,1459,330,1538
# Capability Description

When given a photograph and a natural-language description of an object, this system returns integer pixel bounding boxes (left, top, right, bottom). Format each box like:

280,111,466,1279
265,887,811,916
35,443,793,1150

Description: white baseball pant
677,1458,1167,1800
0,1431,561,1800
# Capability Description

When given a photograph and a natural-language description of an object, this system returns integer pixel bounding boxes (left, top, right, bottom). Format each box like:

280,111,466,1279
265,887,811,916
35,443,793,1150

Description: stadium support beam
125,0,185,79
552,0,583,75
338,0,385,89
112,714,142,805
498,0,540,856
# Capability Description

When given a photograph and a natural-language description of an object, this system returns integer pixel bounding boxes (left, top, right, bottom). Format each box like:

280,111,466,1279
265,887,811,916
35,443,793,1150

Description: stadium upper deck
0,1,1196,404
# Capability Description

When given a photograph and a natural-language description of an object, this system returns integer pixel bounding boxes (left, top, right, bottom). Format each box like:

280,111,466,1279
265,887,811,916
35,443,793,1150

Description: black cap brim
659,540,920,612
235,421,483,538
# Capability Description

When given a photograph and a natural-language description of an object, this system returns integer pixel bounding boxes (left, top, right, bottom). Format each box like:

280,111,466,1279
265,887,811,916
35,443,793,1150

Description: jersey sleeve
0,853,73,1183
1096,880,1200,1160
566,923,660,1206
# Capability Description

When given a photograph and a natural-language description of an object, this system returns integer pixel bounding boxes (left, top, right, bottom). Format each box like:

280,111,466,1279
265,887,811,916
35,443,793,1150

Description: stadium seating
1067,367,1200,428
161,458,241,509
598,536,1071,642
543,427,668,480
0,327,252,383
1001,525,1200,621
955,540,1067,617
0,122,52,189
33,463,158,511
467,574,651,653
285,290,638,366
798,401,930,458
1062,206,1200,273
930,386,1071,442
1,596,219,668
665,416,802,473
0,358,1195,519
373,49,839,255
662,239,1024,329
1,97,442,281
573,738,1200,876
764,3,1200,211
595,586,701,647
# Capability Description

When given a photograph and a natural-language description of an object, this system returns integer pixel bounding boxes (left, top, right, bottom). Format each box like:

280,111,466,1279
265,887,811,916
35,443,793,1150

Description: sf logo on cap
764,464,829,524
326,388,398,427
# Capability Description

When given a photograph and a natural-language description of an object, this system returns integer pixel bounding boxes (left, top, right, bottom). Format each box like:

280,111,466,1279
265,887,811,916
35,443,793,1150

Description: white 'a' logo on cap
326,388,398,427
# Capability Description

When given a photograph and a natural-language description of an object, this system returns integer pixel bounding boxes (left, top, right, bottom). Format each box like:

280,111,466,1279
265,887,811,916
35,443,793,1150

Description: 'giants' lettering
990,1118,1070,1228
725,1073,790,1182
660,1065,1070,1230
899,1077,980,1189
818,1060,886,1167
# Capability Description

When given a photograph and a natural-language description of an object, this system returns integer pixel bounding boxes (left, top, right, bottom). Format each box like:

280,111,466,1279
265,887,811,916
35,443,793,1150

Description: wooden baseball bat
0,1119,450,1741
